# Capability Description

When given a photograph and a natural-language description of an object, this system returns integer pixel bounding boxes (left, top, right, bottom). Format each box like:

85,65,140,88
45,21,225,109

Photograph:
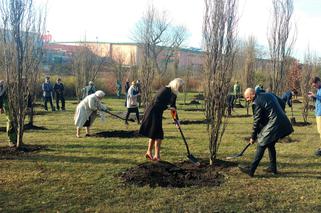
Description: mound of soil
292,99,302,104
292,121,312,127
0,144,47,159
92,130,141,138
182,108,205,112
120,159,236,188
173,120,209,125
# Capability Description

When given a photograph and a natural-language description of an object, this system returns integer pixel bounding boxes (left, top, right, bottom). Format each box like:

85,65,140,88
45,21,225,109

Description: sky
41,0,321,61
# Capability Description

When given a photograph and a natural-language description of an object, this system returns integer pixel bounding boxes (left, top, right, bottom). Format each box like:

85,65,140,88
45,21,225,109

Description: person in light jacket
125,81,140,125
74,90,107,138
139,78,184,161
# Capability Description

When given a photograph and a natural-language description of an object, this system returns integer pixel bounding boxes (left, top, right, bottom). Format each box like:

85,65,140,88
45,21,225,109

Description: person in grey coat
239,88,294,177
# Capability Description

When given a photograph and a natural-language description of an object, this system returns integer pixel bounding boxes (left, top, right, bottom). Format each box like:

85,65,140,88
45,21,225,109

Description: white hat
95,90,105,98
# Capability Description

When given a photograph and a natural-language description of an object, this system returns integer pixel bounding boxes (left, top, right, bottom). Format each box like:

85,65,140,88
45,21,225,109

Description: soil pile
0,145,47,159
120,159,236,188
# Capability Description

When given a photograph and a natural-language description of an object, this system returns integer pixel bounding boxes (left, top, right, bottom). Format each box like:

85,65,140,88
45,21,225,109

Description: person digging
239,88,293,177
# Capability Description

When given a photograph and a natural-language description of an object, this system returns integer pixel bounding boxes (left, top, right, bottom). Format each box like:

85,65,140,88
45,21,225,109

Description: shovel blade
187,154,200,166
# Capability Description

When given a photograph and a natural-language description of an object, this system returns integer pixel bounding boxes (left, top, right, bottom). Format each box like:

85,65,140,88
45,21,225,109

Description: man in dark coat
226,94,235,116
53,78,65,110
239,88,294,177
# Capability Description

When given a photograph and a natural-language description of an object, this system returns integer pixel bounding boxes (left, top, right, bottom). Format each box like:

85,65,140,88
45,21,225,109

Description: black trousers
56,94,65,110
125,107,139,123
249,141,277,175
44,97,55,111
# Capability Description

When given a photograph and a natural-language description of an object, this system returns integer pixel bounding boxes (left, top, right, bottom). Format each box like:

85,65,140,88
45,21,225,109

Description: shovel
104,111,135,122
171,110,200,166
226,143,251,160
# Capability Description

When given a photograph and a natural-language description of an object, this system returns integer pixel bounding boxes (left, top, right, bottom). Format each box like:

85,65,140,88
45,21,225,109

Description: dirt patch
0,144,47,159
278,137,300,143
24,123,48,131
292,121,312,127
173,120,209,125
292,99,302,104
182,108,205,112
234,103,244,108
194,94,204,100
120,159,236,187
92,130,142,138
229,114,252,118
179,100,201,105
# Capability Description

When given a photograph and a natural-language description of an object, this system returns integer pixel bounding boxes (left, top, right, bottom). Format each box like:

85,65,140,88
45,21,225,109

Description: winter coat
126,85,139,108
251,92,293,146
74,93,107,128
54,83,64,96
281,90,293,107
139,87,177,139
42,82,53,98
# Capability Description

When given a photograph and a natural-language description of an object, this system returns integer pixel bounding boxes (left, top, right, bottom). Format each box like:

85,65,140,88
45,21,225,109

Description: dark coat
54,83,64,96
139,87,177,139
251,92,293,146
281,90,293,107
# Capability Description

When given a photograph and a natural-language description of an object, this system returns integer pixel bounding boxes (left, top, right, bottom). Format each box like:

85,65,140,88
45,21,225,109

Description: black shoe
315,149,321,157
263,167,278,175
238,165,253,177
85,134,90,137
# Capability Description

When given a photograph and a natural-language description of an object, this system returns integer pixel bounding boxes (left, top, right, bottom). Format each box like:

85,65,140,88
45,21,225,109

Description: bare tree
203,0,238,164
268,0,296,95
133,5,187,107
0,0,46,147
72,42,107,101
300,51,313,124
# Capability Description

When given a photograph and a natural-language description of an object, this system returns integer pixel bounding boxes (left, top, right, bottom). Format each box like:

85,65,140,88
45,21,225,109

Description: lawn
0,93,321,212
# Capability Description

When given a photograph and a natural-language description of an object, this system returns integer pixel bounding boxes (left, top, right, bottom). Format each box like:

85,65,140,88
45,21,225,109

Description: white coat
74,93,107,128
126,85,139,108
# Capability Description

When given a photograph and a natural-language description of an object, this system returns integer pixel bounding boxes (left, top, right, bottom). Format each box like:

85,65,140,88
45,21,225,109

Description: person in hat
139,78,184,161
74,90,108,138
125,81,140,125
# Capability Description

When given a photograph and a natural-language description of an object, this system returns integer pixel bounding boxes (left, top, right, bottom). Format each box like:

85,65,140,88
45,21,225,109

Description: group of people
41,76,65,111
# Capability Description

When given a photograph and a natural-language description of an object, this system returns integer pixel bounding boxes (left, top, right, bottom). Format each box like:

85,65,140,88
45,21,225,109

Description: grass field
0,93,321,212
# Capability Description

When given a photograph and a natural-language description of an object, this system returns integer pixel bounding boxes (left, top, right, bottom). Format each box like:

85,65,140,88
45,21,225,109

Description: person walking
125,81,140,125
139,78,184,161
239,88,294,177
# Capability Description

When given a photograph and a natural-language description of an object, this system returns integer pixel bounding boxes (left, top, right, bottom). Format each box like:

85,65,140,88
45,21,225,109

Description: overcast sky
42,0,321,61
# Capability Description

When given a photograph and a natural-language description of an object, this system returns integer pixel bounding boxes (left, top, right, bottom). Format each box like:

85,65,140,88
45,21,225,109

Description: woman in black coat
139,78,184,161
